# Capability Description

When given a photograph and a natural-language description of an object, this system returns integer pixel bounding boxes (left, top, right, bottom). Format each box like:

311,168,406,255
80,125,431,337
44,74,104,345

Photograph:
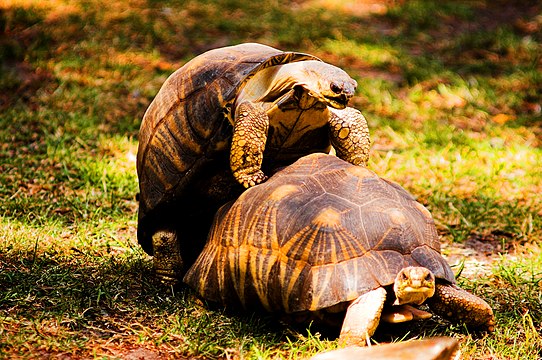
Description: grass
1,0,541,358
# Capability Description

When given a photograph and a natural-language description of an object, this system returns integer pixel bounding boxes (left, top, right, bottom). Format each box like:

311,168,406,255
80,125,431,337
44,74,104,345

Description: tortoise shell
136,43,319,256
184,153,455,314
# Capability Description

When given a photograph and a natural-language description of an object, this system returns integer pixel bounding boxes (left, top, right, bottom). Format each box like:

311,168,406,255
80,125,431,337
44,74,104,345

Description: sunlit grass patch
371,125,541,196
1,127,138,256
369,124,542,245
1,125,138,226
458,250,542,359
321,38,399,68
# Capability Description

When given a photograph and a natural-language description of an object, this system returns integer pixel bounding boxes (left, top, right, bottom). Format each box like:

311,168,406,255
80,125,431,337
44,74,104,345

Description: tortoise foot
381,304,432,323
152,229,183,285
230,101,269,189
236,170,268,188
328,107,370,166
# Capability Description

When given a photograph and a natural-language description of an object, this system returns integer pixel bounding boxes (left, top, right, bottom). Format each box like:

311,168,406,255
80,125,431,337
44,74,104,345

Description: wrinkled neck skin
294,86,323,110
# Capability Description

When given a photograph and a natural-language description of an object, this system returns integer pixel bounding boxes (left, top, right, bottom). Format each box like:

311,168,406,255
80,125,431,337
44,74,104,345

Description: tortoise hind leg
427,283,495,332
339,287,387,346
152,229,183,285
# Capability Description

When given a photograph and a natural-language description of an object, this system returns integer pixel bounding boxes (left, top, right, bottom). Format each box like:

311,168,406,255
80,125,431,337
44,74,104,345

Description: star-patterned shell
184,153,455,313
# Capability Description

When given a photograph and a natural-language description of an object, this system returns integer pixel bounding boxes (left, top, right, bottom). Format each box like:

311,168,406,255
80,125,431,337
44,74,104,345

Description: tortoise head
295,60,357,109
393,266,436,306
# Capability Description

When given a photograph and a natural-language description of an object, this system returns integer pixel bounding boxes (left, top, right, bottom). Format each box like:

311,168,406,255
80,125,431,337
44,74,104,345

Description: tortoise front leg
427,283,495,332
339,287,387,346
328,107,370,166
230,101,269,188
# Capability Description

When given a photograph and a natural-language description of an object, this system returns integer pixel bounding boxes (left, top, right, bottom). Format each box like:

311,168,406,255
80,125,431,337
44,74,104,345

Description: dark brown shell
136,43,319,254
184,153,455,313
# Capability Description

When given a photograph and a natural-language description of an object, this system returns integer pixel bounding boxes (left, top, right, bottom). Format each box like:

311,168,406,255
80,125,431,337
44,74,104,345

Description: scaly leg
427,283,495,332
328,107,370,166
230,101,269,188
152,229,183,285
339,287,387,347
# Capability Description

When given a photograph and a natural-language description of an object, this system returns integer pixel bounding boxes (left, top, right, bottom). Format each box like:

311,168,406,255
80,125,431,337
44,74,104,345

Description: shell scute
411,246,455,283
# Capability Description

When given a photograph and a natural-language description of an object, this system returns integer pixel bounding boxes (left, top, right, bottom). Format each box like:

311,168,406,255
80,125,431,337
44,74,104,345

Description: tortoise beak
326,93,351,109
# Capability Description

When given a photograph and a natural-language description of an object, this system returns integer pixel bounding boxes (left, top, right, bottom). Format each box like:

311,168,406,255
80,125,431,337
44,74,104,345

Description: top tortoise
137,43,370,282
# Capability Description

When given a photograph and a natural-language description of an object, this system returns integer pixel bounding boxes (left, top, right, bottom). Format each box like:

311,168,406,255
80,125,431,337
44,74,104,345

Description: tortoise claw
239,171,268,188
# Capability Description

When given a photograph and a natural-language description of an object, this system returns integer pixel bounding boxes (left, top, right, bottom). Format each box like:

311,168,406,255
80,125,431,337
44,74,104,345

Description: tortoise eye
330,82,342,94
425,273,433,282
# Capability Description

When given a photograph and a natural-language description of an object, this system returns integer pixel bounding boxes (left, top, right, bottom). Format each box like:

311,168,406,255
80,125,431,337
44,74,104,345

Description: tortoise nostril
330,82,342,94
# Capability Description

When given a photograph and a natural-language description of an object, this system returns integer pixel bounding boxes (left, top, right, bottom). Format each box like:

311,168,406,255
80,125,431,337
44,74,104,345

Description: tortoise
183,153,495,346
310,337,458,360
137,43,370,282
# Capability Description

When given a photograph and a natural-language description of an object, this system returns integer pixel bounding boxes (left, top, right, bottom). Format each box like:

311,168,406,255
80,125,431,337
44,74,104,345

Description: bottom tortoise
184,153,495,345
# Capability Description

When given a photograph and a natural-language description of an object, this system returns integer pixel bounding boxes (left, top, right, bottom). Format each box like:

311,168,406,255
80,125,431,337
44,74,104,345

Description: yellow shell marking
313,207,342,227
279,226,320,310
268,184,300,201
387,208,407,225
309,264,335,310
345,165,372,178
414,201,433,219
246,202,279,309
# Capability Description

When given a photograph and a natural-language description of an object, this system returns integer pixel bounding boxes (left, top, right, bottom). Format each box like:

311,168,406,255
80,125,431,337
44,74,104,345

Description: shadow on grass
0,249,168,323
0,248,296,357
2,245,520,360
0,247,483,355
